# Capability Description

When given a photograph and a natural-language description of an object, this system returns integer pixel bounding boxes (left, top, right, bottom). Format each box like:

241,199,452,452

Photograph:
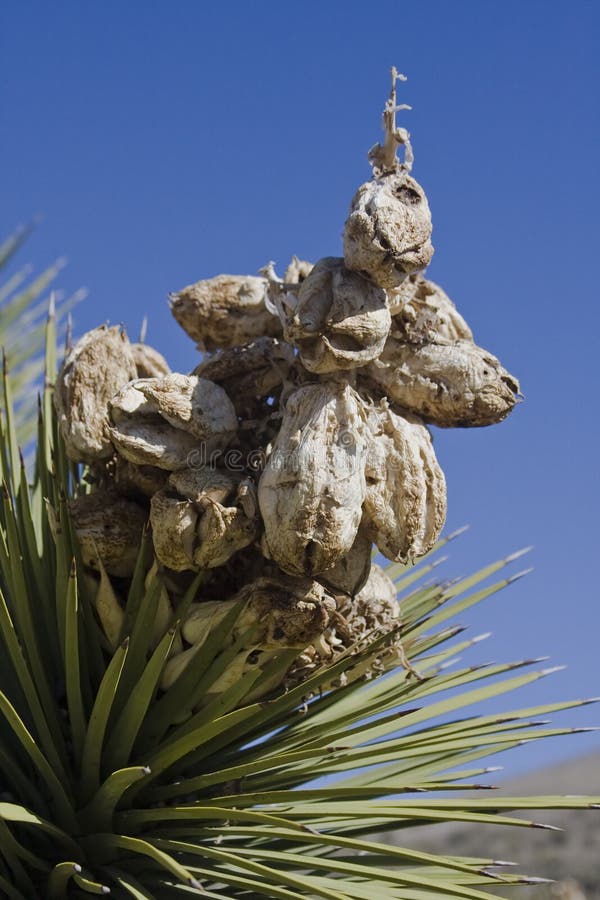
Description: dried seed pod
69,490,147,577
193,337,294,415
344,68,433,291
285,564,399,688
131,343,171,378
363,402,446,562
284,255,313,284
170,274,280,351
365,338,521,427
150,489,198,571
113,457,169,500
318,521,372,596
344,172,434,291
183,575,334,651
108,374,237,470
259,381,367,576
336,563,399,644
150,469,259,571
55,325,137,462
284,257,391,374
388,275,473,343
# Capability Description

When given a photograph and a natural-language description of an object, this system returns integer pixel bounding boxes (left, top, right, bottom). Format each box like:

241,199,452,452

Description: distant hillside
376,753,600,898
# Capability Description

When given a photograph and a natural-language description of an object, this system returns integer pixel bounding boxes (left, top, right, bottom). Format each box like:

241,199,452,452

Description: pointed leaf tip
541,665,567,676
505,546,534,562
472,632,492,643
507,567,534,583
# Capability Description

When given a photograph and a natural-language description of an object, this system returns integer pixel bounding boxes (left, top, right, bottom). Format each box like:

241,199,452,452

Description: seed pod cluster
54,69,521,704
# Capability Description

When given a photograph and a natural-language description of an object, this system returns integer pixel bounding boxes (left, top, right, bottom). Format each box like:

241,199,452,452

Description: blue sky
2,0,599,776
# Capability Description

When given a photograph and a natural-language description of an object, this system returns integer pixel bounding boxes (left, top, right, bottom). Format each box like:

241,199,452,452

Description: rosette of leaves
0,310,598,899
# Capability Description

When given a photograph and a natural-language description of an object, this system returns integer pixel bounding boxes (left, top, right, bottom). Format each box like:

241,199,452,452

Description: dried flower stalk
59,68,522,704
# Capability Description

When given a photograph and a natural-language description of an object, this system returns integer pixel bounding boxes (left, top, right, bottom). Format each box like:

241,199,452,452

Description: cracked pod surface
108,373,238,469
363,401,447,562
283,256,391,374
54,324,137,462
170,274,280,351
364,338,521,427
258,381,368,577
344,171,434,291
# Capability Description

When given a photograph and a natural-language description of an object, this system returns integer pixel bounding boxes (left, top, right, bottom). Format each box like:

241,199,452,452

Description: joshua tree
0,70,597,899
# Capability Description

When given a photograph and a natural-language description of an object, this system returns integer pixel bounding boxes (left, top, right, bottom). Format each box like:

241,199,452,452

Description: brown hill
377,753,600,898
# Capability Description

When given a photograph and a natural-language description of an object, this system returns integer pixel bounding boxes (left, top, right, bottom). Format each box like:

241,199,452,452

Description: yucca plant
0,305,598,898
1,72,598,898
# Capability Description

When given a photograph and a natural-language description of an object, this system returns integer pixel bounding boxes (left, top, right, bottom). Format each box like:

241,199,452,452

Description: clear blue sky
2,0,599,776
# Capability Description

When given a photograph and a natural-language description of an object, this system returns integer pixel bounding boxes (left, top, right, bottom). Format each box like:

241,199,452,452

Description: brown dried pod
169,274,280,351
258,381,367,577
286,564,399,687
365,338,521,428
150,469,259,571
336,563,399,644
363,402,446,562
69,490,147,577
131,343,171,378
284,255,313,284
343,172,433,291
54,325,137,462
163,574,335,697
108,373,237,470
182,574,335,651
283,257,391,374
317,521,372,596
193,337,294,415
113,457,168,500
344,68,433,291
388,275,473,343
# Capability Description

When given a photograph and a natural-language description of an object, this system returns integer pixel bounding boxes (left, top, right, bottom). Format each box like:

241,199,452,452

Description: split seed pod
113,457,168,500
193,336,294,415
258,381,367,576
54,325,137,462
283,257,391,374
170,274,280,351
163,575,335,696
69,490,147,577
183,575,335,651
388,275,473,343
150,469,259,571
131,343,171,378
318,521,372,596
108,373,237,470
336,563,399,644
365,338,521,427
363,402,446,562
344,172,434,291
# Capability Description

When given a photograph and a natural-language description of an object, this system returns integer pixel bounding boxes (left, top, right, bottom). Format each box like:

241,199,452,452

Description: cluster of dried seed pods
56,70,520,704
